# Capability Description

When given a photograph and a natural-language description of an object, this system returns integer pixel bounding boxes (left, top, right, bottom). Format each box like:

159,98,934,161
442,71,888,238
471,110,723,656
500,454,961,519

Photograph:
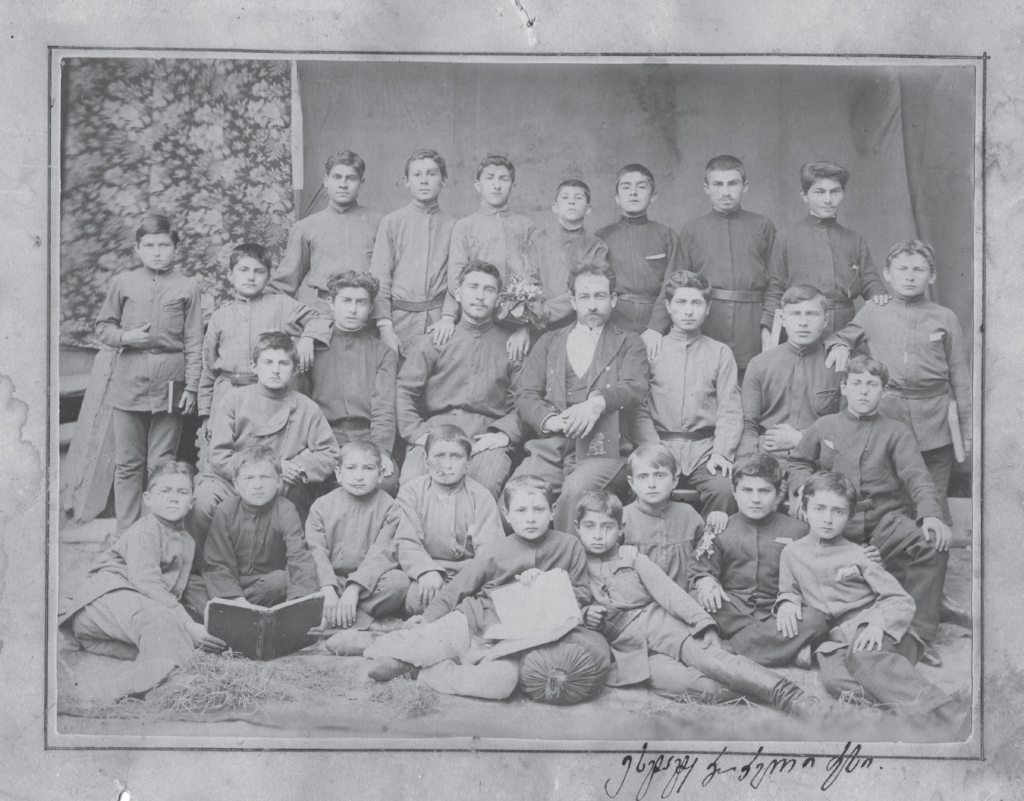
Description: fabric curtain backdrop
297,61,975,359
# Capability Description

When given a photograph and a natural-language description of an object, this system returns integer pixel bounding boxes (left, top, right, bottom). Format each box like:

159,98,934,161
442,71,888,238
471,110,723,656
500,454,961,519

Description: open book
205,593,324,661
482,568,583,641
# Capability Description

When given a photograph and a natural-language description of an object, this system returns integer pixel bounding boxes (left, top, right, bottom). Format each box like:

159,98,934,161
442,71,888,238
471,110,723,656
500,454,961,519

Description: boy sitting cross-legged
395,424,505,616
305,440,412,652
202,446,320,607
364,475,596,700
577,489,823,715
777,472,968,736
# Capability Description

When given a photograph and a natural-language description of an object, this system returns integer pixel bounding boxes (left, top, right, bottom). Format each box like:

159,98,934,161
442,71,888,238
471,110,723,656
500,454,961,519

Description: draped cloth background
296,61,975,359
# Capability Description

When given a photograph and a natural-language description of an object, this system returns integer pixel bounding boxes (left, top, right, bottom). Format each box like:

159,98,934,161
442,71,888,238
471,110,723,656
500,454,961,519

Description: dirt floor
54,503,975,745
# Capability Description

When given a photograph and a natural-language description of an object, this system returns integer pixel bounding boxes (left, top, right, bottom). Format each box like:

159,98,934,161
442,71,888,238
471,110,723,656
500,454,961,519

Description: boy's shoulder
397,473,433,502
464,475,499,502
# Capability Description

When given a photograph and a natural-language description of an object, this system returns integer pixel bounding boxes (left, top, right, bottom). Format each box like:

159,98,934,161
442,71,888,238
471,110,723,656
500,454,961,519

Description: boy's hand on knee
506,327,531,362
695,628,722,650
695,577,728,612
921,517,952,551
378,325,403,357
280,460,305,485
775,601,802,638
764,424,803,452
705,511,729,536
185,621,227,652
861,543,884,566
427,316,456,347
583,605,606,629
640,329,664,361
472,431,510,455
419,571,444,606
320,585,341,628
852,623,884,651
339,584,360,629
706,453,733,478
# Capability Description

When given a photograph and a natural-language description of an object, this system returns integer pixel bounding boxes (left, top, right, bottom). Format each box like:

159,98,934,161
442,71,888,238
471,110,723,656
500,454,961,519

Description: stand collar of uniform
620,212,649,226
431,477,466,496
333,323,368,338
152,514,188,532
635,500,671,518
845,407,879,421
512,529,551,548
240,496,276,517
893,292,927,308
807,212,838,228
738,510,776,527
478,202,511,218
410,201,440,215
557,220,586,235
142,266,175,279
233,292,267,304
256,383,290,400
328,200,360,215
459,315,495,335
668,328,703,343
711,206,743,220
786,339,824,357
586,547,620,563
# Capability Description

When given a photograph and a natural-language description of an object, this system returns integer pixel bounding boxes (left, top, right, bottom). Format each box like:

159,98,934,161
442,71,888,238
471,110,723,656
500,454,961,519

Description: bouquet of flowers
497,274,546,327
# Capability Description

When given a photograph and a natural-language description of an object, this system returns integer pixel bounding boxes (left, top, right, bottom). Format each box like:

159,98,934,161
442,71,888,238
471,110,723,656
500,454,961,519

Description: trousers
709,600,829,667
112,409,183,533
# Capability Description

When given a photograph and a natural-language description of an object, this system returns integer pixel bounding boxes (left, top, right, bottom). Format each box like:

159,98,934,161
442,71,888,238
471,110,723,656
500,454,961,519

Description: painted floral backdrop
60,58,295,347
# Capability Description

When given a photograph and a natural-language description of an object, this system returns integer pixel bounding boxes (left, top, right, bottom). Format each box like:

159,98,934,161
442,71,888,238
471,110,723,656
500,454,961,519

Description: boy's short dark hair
781,283,829,313
147,460,194,489
662,270,712,304
844,354,889,386
404,149,448,181
801,471,858,514
575,489,624,527
886,239,937,273
251,331,298,366
476,155,515,183
230,242,271,272
731,453,782,491
615,163,656,193
627,443,679,478
135,213,180,247
326,270,380,302
800,161,850,193
567,260,617,296
704,155,746,182
339,439,382,468
325,150,366,179
555,178,592,205
501,474,555,512
233,444,281,479
457,260,503,289
424,424,472,459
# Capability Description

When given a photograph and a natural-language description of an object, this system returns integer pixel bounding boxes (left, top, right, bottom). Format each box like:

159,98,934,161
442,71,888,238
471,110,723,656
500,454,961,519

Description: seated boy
621,443,705,588
370,149,456,358
512,261,650,532
739,285,842,476
635,270,740,519
596,163,684,357
534,179,610,330
577,489,821,715
398,260,522,499
193,331,341,542
777,472,967,734
198,242,331,418
787,355,950,666
395,424,505,615
678,155,776,375
305,441,412,645
432,155,543,361
270,150,383,313
307,270,398,496
58,462,225,699
688,453,829,666
761,161,888,343
364,475,595,700
202,445,320,607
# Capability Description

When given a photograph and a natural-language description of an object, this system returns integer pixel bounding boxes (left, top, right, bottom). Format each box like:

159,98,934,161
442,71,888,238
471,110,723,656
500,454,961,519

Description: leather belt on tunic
711,288,763,303
224,373,258,387
825,299,855,310
140,347,174,354
885,381,950,400
658,426,716,442
334,419,370,432
616,293,656,305
392,292,447,313
854,490,901,513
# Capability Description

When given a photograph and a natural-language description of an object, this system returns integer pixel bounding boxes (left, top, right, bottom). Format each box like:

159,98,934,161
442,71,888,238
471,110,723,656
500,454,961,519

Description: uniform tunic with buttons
394,475,505,582
739,341,842,458
370,202,456,352
95,267,203,412
622,500,704,588
761,214,887,337
633,331,742,475
689,510,809,617
396,316,522,444
595,213,684,334
534,223,610,329
198,292,332,416
678,208,776,368
825,295,972,451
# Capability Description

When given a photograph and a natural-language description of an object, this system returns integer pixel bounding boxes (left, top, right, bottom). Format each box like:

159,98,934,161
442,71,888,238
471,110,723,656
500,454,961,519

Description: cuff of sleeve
772,594,802,616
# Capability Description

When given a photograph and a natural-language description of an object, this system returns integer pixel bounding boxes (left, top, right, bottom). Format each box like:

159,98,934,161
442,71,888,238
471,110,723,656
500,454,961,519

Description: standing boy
271,150,382,313
395,425,505,615
202,446,319,607
198,242,331,418
397,261,522,499
635,270,741,519
678,155,776,375
433,155,542,361
596,163,684,357
761,161,889,343
513,261,650,532
95,214,203,534
534,179,610,330
370,149,456,358
307,270,398,495
777,472,967,735
787,355,950,665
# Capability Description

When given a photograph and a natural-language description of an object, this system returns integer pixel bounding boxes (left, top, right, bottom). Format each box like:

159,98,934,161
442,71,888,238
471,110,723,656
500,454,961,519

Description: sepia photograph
48,51,982,756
